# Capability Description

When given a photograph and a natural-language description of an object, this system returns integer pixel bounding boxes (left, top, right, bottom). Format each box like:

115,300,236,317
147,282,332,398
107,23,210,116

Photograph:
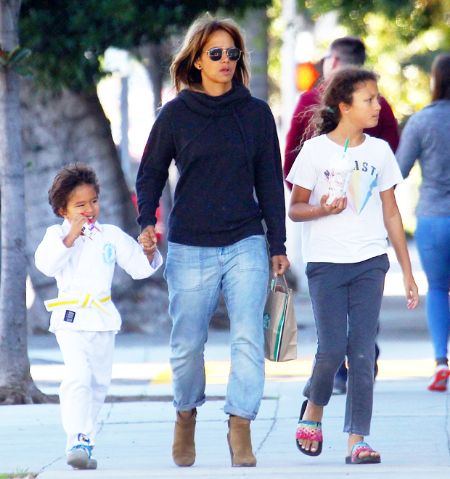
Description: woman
396,53,450,392
136,15,289,467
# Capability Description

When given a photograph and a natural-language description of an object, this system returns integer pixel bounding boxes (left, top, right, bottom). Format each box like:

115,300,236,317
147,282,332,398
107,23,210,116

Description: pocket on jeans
305,262,330,278
237,235,268,272
165,242,202,292
367,253,390,274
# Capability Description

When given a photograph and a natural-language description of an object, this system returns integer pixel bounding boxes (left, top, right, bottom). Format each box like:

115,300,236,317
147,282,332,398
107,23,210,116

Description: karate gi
35,220,162,450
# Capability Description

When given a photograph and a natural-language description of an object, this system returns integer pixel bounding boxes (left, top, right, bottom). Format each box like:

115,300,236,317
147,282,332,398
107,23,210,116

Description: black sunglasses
205,47,242,62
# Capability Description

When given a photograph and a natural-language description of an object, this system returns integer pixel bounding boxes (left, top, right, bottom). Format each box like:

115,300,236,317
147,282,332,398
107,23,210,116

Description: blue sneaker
67,444,97,470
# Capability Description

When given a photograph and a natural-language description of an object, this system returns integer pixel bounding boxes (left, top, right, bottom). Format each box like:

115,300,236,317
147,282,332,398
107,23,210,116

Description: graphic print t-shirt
287,134,403,263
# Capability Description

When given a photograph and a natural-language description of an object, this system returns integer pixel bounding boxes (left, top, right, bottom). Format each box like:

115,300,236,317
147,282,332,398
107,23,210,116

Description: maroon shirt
284,85,400,190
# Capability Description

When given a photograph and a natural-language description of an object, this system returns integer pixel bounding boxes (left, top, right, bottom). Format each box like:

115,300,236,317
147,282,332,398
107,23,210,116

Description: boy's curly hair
48,164,100,217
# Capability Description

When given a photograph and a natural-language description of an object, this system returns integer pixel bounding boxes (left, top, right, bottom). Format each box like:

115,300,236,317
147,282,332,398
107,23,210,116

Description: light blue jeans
415,216,450,361
164,235,269,420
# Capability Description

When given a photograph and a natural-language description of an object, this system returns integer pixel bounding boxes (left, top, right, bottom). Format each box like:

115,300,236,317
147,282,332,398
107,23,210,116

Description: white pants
55,330,115,451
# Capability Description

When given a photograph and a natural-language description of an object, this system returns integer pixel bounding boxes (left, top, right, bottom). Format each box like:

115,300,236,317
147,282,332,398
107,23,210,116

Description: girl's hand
320,195,347,215
404,275,419,309
63,214,86,247
271,255,290,276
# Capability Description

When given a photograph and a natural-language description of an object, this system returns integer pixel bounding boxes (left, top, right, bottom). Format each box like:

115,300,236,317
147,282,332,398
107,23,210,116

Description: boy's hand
138,226,158,262
63,214,86,247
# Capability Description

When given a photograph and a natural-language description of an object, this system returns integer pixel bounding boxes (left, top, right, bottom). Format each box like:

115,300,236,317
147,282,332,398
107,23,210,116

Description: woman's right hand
138,225,158,261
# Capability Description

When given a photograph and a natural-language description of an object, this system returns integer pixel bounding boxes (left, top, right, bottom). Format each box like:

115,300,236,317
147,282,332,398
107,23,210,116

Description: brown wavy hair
313,67,378,135
170,14,250,93
48,164,99,217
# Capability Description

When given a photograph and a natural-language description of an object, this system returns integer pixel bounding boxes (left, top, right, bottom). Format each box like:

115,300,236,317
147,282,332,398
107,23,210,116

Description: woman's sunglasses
205,47,242,62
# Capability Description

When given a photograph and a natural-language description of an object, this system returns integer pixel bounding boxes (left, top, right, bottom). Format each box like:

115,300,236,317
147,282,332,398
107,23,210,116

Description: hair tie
324,106,336,114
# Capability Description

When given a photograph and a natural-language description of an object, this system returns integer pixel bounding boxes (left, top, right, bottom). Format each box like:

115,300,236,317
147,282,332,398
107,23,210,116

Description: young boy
35,164,162,470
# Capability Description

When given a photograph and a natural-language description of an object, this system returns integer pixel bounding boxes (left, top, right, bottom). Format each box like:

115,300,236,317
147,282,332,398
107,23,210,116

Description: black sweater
136,83,286,256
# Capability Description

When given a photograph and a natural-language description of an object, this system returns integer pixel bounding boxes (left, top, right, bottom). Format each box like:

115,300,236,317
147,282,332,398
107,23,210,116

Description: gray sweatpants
304,254,389,436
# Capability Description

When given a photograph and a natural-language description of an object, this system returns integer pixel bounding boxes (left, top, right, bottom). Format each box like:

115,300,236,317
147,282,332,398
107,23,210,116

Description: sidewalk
2,332,449,478
1,242,449,478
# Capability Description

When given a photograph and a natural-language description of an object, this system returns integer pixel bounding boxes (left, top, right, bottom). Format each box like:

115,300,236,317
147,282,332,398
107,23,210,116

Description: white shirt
35,220,163,332
287,134,403,263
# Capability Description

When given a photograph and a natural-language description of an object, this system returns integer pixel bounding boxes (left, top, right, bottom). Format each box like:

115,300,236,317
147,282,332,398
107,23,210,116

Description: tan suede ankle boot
172,409,196,467
227,415,257,467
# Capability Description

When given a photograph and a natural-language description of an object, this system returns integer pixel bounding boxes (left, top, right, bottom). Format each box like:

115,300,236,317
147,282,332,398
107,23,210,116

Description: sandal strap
351,441,376,460
296,420,323,442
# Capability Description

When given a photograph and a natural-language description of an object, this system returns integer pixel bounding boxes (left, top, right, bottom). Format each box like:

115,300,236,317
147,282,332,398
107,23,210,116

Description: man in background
284,36,399,188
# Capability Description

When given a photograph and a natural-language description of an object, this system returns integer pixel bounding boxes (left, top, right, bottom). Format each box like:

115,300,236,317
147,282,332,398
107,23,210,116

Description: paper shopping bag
263,275,297,362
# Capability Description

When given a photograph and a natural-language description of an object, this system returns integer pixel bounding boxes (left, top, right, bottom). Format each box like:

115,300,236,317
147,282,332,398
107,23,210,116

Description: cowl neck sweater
136,83,286,256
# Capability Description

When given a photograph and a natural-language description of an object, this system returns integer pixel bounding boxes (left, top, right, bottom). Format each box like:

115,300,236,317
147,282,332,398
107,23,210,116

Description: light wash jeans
415,216,450,361
164,235,269,420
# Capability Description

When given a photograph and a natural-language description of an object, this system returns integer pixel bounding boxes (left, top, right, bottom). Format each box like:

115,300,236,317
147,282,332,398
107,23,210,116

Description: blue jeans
164,235,269,420
415,216,450,361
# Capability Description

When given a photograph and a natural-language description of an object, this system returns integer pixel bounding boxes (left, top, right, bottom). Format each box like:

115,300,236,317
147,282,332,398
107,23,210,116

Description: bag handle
270,274,289,293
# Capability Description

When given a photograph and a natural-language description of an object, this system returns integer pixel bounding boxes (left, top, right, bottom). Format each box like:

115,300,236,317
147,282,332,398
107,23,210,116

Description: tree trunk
244,8,269,101
0,0,48,404
137,42,173,258
21,80,169,334
139,42,165,114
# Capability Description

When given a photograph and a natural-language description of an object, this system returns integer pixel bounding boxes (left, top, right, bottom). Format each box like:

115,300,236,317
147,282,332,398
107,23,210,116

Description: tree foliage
295,0,449,116
297,0,447,41
20,0,271,92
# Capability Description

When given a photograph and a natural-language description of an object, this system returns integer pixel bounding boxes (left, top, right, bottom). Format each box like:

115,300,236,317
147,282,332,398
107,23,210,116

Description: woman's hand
138,226,158,262
271,255,290,276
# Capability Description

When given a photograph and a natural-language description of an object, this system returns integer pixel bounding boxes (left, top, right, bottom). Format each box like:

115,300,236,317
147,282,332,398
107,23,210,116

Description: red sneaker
428,365,449,392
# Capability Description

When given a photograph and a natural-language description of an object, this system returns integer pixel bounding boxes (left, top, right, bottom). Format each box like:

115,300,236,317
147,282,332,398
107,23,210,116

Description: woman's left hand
271,255,290,276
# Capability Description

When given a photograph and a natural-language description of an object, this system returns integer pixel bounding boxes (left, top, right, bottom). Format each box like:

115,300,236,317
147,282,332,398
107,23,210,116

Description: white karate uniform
35,220,162,450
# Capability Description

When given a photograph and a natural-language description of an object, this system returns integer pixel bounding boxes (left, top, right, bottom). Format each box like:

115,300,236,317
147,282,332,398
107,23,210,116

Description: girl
396,53,450,392
136,15,289,467
35,164,162,470
287,68,419,464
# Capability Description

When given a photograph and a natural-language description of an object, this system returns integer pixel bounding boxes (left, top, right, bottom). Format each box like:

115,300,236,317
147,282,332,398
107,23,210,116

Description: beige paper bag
263,275,297,362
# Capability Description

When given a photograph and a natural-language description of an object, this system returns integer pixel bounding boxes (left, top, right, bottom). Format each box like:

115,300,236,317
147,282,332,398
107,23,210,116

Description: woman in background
396,53,450,392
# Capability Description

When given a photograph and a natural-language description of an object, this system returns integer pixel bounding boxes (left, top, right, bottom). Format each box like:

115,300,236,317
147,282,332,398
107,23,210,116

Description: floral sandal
295,400,323,456
345,441,381,464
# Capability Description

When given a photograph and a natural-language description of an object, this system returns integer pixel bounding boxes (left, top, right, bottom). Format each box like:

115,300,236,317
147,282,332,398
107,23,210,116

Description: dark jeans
335,340,380,381
304,254,389,436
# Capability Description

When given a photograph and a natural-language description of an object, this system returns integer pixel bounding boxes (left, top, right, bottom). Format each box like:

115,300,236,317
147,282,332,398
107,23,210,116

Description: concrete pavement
2,332,450,477
1,243,449,478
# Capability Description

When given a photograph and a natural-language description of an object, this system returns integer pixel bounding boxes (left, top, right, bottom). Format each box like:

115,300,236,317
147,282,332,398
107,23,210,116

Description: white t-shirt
287,134,403,263
35,220,163,332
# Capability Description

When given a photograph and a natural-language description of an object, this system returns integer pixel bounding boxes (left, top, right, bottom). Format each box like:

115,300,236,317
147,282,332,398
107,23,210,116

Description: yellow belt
44,293,111,315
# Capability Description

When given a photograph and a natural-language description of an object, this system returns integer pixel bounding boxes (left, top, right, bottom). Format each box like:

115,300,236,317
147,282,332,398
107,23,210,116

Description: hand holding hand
138,226,158,263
